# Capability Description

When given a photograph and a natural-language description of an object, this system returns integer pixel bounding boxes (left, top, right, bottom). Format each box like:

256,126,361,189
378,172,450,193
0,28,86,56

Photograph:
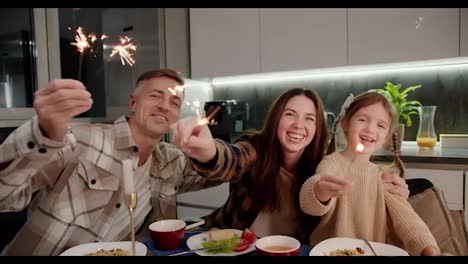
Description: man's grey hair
131,68,185,96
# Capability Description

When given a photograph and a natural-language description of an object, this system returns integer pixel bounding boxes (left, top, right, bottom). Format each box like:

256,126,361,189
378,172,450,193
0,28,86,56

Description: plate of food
309,237,409,256
186,228,257,256
59,241,147,256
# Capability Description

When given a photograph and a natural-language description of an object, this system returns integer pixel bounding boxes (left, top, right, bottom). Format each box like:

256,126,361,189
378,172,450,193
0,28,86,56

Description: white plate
59,241,147,256
186,229,255,256
309,237,409,256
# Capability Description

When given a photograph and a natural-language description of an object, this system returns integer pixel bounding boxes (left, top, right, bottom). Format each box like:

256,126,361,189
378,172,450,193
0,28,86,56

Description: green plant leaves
377,82,422,127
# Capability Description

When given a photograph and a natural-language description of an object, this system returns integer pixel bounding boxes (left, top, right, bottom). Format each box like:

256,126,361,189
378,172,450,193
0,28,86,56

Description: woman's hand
170,116,217,163
314,175,353,203
381,171,410,199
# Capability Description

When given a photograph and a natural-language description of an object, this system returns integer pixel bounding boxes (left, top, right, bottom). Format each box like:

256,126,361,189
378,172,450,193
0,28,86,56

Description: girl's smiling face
343,102,392,154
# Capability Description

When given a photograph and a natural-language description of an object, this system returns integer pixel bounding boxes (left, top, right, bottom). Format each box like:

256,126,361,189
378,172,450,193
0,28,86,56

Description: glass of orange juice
416,137,436,148
416,106,437,149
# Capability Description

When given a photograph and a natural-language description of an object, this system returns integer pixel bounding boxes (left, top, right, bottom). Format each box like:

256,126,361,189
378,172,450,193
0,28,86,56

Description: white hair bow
339,93,355,118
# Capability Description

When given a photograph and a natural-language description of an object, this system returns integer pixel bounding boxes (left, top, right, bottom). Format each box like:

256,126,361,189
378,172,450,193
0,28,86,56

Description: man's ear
129,95,136,113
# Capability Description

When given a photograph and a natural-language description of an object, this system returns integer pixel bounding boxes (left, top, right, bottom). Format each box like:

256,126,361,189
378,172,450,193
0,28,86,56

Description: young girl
299,91,440,256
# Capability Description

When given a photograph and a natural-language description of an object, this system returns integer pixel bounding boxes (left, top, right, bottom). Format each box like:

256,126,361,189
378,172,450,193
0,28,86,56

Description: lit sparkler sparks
197,105,222,126
70,27,90,53
70,27,90,80
356,143,365,153
110,36,137,66
168,85,185,96
89,33,97,43
351,143,365,164
183,100,221,126
191,100,202,122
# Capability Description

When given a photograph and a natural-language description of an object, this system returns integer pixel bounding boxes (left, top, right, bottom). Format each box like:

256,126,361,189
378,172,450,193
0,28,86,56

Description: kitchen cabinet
405,168,464,211
190,8,463,79
259,8,347,72
189,8,261,79
461,9,468,56
348,8,460,65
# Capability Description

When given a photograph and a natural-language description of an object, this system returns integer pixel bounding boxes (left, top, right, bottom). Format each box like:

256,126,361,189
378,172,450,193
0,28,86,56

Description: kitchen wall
188,8,468,142
210,58,468,141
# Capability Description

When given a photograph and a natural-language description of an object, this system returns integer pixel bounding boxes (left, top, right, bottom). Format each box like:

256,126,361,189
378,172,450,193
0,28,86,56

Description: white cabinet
259,8,347,72
189,8,463,78
189,8,261,79
405,168,464,210
461,9,468,56
347,8,460,65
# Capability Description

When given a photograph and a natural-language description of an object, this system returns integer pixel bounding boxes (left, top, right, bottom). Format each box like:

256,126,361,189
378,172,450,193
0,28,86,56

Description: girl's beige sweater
299,152,439,256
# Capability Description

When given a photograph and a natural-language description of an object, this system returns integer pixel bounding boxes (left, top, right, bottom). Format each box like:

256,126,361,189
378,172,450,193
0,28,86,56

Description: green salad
202,236,240,253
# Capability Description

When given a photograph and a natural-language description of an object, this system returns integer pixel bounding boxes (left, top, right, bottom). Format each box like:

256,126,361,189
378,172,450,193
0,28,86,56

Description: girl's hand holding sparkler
34,79,93,142
170,116,217,163
313,142,362,203
314,175,353,203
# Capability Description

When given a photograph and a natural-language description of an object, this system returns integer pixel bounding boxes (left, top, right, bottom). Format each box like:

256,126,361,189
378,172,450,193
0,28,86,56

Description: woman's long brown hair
249,88,328,212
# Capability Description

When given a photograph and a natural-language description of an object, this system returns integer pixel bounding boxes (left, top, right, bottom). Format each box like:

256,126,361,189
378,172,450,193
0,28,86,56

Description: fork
166,245,226,256
364,239,378,256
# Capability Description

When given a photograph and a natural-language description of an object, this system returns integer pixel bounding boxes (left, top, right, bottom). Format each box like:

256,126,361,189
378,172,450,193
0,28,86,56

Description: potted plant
376,81,422,150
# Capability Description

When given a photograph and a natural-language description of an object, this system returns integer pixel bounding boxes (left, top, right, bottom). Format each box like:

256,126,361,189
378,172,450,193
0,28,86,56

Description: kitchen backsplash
210,58,468,141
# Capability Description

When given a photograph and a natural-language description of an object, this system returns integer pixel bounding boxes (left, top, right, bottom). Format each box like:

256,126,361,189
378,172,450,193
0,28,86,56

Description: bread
208,229,235,241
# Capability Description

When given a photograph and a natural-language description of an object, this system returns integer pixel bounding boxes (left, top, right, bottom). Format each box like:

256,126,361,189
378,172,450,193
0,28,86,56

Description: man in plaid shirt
0,69,222,255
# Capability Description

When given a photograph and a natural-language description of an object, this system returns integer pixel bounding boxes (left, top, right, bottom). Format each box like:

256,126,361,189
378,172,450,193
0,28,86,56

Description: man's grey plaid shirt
0,115,220,255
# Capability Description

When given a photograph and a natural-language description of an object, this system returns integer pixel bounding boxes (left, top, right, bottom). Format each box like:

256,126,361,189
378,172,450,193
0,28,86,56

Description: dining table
143,227,313,256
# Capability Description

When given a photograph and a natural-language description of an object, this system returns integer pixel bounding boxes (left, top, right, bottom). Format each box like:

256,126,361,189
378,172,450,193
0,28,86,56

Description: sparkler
182,99,222,126
70,27,107,80
110,36,137,66
356,143,364,153
191,100,203,122
351,143,365,164
70,27,90,80
168,85,185,96
197,105,222,126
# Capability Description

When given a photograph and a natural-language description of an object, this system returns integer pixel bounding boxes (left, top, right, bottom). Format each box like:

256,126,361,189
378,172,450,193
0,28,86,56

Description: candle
121,159,135,194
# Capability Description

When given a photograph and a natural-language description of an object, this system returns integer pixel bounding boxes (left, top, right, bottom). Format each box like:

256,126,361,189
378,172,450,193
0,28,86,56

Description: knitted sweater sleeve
384,191,440,256
299,154,342,216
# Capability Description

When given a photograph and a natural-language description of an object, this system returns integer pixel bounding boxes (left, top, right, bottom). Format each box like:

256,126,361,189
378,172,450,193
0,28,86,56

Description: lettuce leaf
202,236,240,254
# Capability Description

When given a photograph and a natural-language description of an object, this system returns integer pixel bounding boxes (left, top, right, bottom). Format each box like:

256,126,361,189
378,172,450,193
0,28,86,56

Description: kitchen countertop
372,141,468,165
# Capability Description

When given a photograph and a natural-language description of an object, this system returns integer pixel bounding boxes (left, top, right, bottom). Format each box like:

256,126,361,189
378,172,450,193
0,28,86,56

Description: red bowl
255,235,300,256
149,219,186,250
